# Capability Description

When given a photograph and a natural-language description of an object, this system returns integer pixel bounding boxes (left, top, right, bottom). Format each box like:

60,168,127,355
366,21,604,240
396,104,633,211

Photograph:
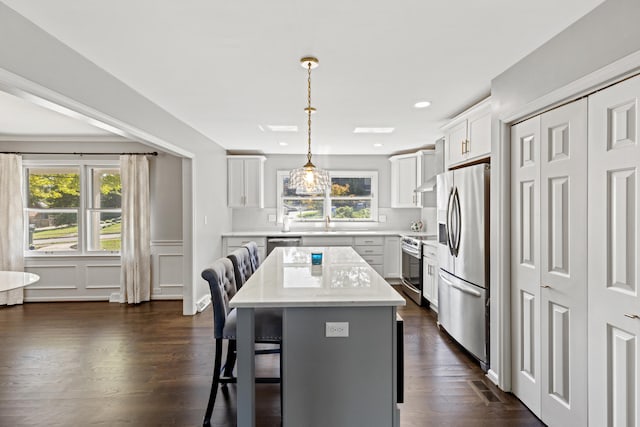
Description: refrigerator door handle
439,271,452,284
445,188,455,256
456,187,462,256
450,281,482,297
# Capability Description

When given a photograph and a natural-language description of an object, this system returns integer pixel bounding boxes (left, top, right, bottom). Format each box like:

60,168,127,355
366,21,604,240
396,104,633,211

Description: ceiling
1,0,605,154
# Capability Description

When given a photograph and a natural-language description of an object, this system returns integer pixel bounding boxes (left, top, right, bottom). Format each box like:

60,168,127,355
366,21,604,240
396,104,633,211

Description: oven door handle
402,246,421,258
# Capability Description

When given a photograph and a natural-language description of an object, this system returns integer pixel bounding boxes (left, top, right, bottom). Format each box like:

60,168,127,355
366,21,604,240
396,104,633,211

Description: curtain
0,154,25,305
120,155,151,304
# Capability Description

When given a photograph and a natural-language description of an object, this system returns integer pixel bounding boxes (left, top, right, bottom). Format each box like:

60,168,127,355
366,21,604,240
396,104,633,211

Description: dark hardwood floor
0,297,542,426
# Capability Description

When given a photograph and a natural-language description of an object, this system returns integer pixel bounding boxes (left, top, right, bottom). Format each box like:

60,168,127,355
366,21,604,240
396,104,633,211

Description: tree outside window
277,171,377,223
25,164,121,254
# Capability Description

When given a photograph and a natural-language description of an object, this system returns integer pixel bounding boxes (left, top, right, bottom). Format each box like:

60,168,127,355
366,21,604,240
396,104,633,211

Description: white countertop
223,229,435,238
230,246,406,308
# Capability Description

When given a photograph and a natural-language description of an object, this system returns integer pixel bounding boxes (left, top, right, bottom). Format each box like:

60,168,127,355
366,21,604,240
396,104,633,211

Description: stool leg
203,338,223,427
222,340,237,378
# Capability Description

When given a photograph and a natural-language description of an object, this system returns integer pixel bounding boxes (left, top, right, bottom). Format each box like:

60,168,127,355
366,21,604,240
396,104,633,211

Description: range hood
415,176,436,192
414,138,444,193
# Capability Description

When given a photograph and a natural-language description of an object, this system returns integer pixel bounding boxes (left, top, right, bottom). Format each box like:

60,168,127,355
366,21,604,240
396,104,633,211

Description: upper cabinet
227,155,266,208
389,152,422,208
443,97,491,169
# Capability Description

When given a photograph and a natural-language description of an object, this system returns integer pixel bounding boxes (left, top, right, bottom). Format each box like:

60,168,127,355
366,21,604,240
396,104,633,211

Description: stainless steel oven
400,236,423,305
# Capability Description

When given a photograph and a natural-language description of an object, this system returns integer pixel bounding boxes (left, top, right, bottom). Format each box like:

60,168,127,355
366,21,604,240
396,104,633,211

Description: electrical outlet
325,322,349,337
268,214,276,223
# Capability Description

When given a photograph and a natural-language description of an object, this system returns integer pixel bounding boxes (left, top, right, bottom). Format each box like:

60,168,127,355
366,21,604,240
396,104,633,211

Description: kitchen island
230,246,406,427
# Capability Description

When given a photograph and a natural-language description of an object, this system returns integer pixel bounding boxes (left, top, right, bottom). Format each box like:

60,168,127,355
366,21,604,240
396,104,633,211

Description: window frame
23,159,121,257
277,170,378,223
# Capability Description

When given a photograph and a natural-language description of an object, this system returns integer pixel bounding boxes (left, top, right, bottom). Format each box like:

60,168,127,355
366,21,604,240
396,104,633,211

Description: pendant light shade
289,57,329,195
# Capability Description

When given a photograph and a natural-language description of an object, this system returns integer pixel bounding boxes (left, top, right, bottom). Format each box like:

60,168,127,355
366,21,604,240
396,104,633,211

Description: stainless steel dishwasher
266,236,302,256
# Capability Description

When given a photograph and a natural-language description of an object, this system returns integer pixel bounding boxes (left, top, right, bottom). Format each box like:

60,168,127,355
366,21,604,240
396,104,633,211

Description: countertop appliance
400,235,429,306
436,163,490,370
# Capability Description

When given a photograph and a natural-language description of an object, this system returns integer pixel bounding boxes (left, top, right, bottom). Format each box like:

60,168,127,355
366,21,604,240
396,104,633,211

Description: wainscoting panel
151,240,184,300
23,240,183,302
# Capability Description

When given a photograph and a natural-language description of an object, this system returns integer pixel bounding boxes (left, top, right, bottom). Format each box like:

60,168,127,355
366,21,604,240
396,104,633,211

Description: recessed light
373,143,383,147
353,127,395,134
414,101,431,109
279,141,288,146
267,125,298,132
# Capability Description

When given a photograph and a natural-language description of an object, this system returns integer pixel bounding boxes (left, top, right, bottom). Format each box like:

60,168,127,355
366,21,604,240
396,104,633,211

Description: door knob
624,314,640,319
540,284,552,289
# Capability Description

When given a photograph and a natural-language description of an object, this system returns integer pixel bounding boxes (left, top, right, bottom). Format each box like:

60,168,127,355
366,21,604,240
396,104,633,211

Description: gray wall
0,4,230,313
488,0,640,389
492,0,640,117
0,140,183,242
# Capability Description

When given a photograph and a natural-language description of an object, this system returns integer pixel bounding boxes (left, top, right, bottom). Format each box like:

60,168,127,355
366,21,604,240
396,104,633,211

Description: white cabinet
443,98,491,169
422,242,438,311
223,236,267,263
383,236,401,279
389,152,422,208
354,236,384,276
227,156,266,208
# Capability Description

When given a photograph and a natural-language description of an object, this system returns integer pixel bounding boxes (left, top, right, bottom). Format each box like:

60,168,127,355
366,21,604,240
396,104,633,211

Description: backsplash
231,207,428,234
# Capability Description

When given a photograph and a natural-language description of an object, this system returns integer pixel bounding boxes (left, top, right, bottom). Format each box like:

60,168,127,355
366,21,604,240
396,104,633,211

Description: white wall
488,0,640,389
0,4,231,314
230,154,425,233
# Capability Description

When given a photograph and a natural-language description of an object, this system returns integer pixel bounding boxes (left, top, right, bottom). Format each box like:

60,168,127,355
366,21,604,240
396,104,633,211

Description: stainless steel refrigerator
436,163,490,370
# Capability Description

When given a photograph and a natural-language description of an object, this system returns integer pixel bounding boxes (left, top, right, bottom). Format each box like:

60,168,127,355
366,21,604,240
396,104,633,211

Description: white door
391,157,417,208
511,115,542,417
227,157,245,207
447,120,468,167
467,111,491,160
539,99,588,426
588,74,640,427
243,157,263,207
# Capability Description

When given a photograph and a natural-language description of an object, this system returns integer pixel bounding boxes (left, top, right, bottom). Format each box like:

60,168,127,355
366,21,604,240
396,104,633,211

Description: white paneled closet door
511,99,588,425
588,74,640,427
511,115,542,417
539,99,588,427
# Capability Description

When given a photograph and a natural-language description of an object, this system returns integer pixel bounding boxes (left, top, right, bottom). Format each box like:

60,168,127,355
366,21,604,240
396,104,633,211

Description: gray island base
231,247,405,427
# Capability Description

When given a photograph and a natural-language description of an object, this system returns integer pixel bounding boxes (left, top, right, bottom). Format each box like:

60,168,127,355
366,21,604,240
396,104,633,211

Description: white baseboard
486,369,499,387
196,294,211,312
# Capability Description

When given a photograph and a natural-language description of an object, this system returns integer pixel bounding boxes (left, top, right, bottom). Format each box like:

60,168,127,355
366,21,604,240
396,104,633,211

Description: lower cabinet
422,243,438,311
222,236,266,262
223,234,404,280
353,236,384,276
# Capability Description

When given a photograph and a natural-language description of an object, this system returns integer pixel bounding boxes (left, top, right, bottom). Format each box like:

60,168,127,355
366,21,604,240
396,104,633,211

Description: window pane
87,211,121,251
27,167,80,208
283,199,324,220
331,177,372,197
91,168,121,208
28,211,78,251
282,175,301,197
331,200,372,219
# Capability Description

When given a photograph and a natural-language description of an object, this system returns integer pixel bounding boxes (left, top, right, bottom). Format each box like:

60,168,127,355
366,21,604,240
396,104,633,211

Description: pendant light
289,56,330,195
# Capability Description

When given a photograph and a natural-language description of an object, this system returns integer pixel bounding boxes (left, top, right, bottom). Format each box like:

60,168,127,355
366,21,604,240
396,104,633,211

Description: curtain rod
0,151,158,156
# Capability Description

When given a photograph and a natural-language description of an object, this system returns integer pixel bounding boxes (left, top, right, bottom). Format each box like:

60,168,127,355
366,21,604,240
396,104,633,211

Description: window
24,161,121,255
277,170,378,223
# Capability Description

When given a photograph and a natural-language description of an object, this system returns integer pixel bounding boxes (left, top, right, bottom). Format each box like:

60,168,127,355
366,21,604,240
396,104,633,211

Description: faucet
324,215,331,231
